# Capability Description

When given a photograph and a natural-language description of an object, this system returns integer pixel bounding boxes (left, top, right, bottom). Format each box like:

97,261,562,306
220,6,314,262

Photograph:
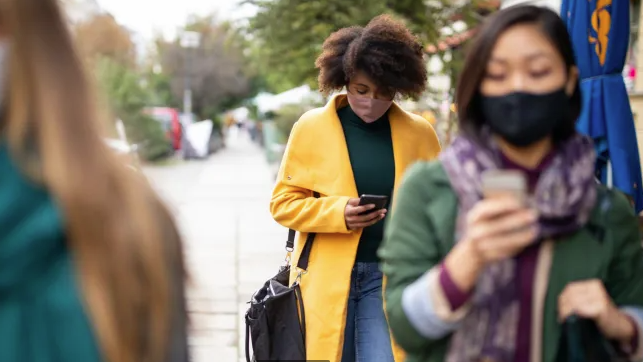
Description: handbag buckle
294,270,307,283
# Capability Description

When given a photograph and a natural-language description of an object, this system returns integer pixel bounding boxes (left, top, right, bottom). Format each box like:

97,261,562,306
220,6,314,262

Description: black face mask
479,88,570,147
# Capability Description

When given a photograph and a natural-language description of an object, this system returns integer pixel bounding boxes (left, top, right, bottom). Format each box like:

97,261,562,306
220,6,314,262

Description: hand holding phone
481,169,527,203
461,170,538,265
358,194,389,211
344,195,388,230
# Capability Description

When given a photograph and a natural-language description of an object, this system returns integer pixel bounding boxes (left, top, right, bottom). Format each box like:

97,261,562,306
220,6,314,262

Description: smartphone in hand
481,170,527,204
358,194,389,215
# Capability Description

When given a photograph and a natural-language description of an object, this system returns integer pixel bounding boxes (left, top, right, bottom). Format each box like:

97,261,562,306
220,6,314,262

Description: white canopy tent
230,107,250,122
254,85,324,115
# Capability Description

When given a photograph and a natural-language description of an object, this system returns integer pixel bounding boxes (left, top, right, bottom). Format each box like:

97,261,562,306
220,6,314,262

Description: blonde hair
1,1,184,361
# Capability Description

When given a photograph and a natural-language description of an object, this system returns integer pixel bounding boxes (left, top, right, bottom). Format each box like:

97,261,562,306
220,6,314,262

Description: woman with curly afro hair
270,14,441,362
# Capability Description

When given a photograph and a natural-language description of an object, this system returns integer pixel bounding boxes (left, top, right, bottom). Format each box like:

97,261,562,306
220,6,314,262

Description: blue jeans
341,262,395,362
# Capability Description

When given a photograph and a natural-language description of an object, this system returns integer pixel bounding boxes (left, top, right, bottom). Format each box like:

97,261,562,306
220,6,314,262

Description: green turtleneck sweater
0,144,102,361
338,105,395,263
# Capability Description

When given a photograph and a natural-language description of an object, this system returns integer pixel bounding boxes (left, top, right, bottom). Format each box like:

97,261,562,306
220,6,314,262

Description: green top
379,161,643,362
0,144,102,362
338,105,395,263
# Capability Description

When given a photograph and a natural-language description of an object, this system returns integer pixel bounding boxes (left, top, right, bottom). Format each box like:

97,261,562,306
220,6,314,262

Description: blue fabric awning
561,0,643,211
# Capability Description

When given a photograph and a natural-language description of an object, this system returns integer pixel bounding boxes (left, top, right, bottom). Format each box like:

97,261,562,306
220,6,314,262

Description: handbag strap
285,191,320,271
244,319,252,362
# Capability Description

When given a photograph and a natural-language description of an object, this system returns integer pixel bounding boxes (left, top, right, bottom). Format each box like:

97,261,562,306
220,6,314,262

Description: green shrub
210,114,224,132
273,104,308,143
124,113,171,161
94,57,171,161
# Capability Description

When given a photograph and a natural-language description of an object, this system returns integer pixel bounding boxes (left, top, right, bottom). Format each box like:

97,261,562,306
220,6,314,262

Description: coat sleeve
604,190,643,360
270,121,351,234
379,162,454,354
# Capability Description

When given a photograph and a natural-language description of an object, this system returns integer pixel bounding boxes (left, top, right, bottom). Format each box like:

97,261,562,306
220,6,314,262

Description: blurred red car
145,107,182,151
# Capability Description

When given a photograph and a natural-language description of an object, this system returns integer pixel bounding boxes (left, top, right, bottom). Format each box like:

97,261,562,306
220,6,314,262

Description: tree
156,14,261,121
244,0,490,93
73,13,136,67
144,70,181,109
244,0,387,93
95,57,171,160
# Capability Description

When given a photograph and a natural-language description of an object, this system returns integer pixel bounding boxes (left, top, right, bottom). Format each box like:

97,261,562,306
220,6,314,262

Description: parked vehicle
144,107,182,151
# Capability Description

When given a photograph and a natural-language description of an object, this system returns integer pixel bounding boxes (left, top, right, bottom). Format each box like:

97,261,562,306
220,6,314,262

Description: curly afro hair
315,14,427,98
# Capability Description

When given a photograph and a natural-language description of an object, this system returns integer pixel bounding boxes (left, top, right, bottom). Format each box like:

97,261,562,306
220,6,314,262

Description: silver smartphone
481,169,527,203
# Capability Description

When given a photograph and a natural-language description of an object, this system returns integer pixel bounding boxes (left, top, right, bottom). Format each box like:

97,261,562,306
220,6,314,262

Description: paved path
143,133,285,362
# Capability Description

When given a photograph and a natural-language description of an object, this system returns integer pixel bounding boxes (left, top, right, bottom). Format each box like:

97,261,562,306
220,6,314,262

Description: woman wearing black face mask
379,5,643,362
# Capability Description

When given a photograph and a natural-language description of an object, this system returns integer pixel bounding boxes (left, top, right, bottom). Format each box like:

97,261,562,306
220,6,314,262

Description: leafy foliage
272,97,325,142
71,14,172,160
145,70,181,110
244,0,490,92
73,13,136,67
272,104,309,143
244,0,387,93
95,58,171,161
155,14,263,122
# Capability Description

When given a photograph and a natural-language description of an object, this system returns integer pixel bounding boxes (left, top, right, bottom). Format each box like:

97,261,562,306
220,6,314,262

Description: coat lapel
311,95,416,197
310,95,358,197
389,104,419,190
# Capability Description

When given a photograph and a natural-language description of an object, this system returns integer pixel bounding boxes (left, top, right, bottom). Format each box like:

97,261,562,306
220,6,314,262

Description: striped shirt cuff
401,267,470,339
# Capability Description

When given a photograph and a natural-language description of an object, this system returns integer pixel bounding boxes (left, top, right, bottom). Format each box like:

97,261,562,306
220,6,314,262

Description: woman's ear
565,66,579,96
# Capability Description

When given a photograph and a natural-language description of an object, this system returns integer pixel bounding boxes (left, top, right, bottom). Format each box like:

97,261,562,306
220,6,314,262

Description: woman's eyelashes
530,69,552,78
484,72,505,81
483,69,553,82
351,86,393,100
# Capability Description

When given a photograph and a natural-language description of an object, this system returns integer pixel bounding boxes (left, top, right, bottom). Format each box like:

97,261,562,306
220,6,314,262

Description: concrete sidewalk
144,133,287,362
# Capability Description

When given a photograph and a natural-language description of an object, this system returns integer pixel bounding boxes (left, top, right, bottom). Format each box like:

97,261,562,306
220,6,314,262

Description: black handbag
244,192,319,362
555,315,627,362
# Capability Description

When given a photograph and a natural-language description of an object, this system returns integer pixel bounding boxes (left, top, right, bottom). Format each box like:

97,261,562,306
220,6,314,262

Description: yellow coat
270,94,441,362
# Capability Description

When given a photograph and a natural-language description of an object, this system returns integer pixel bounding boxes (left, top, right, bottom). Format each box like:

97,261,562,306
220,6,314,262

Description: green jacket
379,161,643,362
0,143,189,362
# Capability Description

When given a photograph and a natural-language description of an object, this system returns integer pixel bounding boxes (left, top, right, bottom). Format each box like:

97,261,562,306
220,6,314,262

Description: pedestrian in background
380,6,643,362
270,14,441,362
0,1,189,361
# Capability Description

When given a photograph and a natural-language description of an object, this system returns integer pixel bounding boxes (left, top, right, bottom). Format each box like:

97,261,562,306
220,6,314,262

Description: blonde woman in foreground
0,1,189,361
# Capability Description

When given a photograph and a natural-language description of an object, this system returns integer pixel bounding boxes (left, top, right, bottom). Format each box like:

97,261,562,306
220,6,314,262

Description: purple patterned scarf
441,131,597,362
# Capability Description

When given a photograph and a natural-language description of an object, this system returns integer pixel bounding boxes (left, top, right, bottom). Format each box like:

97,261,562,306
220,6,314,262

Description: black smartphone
358,194,389,212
